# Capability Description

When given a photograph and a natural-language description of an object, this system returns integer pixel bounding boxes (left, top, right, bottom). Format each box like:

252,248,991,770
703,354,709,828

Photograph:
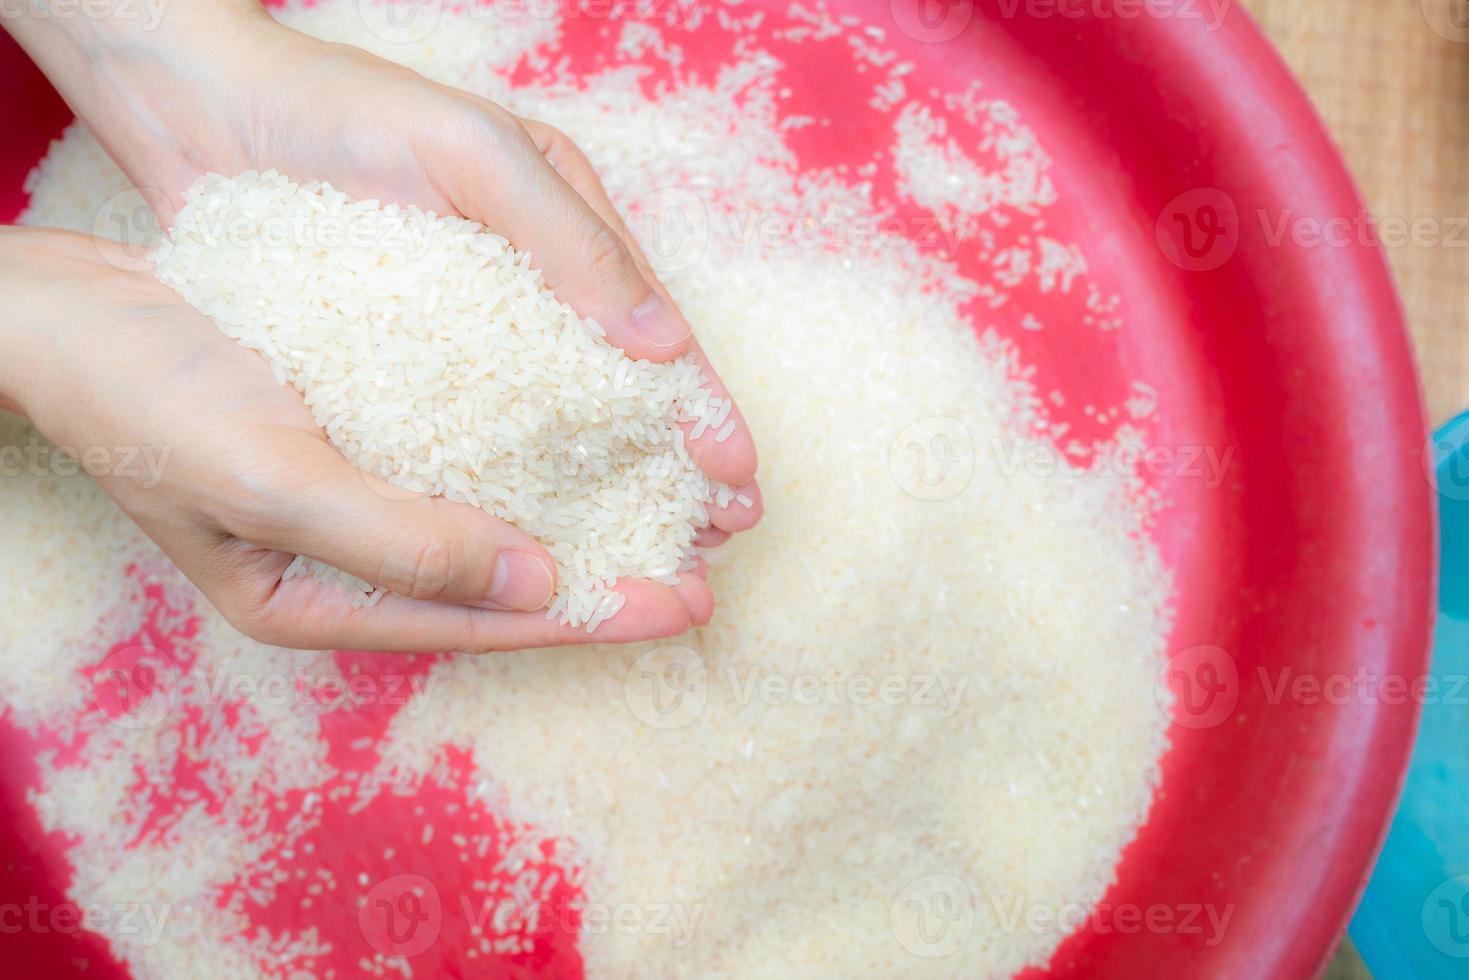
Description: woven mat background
1246,0,1469,428
1240,2,1466,975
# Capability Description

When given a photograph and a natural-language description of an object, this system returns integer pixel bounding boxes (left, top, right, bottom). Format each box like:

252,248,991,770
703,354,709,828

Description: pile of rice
2,1,1177,978
153,170,738,628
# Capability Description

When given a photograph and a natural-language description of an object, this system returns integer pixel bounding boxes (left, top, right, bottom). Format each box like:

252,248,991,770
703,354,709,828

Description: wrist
0,228,63,416
0,227,113,419
3,2,285,207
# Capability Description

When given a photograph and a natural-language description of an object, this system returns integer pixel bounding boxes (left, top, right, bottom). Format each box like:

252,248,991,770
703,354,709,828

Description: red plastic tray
0,1,1434,977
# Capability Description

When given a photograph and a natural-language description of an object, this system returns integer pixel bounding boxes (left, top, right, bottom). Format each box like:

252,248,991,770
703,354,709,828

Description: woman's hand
5,1,757,489
0,227,727,651
1,3,764,649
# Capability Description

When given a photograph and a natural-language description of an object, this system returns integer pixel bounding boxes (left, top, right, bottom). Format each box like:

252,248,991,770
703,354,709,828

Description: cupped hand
2,2,763,650
0,228,723,651
74,3,758,493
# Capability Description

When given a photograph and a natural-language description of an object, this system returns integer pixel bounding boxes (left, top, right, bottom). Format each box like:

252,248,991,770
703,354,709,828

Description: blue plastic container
1351,412,1469,976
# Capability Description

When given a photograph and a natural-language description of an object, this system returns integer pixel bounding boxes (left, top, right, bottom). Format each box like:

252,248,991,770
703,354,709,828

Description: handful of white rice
152,170,734,628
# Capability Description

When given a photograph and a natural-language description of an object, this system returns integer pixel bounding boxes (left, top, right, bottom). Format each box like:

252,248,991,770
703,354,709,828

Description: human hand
0,227,728,651
2,2,764,646
4,1,757,492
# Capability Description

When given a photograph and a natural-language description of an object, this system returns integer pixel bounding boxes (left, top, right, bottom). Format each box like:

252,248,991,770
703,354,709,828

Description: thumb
438,104,693,361
236,434,557,611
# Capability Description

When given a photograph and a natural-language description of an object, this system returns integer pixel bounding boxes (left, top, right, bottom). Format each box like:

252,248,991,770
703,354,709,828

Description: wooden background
1240,3,1465,975
1245,0,1469,429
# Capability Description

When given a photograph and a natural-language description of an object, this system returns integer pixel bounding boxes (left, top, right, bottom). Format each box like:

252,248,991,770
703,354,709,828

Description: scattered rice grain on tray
2,1,1175,977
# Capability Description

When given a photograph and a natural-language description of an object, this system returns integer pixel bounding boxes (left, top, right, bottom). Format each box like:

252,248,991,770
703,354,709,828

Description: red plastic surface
0,1,1435,978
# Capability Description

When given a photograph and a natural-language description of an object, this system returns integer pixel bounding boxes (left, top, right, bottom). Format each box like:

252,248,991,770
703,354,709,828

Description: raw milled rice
2,1,1177,978
151,170,734,628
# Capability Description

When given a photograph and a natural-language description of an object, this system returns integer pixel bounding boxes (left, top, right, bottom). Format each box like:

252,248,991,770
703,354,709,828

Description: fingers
240,569,694,653
708,479,763,534
443,105,693,362
669,558,714,627
221,431,557,612
515,118,760,488
682,346,759,487
695,527,731,548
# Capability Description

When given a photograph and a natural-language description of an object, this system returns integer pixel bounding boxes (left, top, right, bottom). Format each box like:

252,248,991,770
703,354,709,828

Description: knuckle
465,102,529,158
217,595,287,647
388,538,457,602
213,471,290,540
582,222,638,289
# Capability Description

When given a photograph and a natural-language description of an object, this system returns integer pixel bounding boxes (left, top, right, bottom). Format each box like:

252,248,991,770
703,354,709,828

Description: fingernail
488,551,556,611
630,294,693,349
